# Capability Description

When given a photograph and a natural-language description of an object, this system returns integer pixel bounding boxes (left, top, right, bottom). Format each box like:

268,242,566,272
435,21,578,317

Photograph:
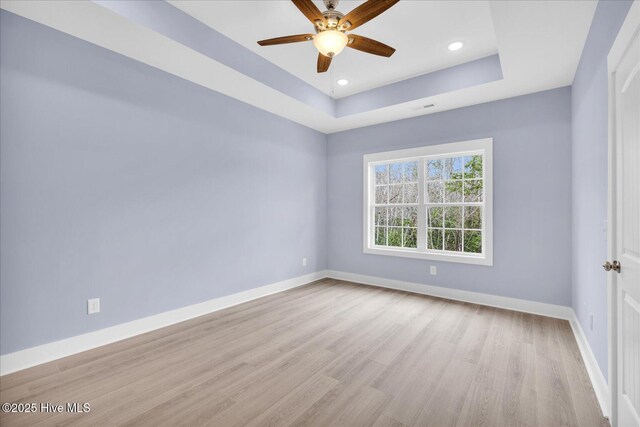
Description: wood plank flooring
0,279,609,426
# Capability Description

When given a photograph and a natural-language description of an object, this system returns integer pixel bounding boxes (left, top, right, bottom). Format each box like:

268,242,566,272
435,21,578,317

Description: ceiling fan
257,0,399,73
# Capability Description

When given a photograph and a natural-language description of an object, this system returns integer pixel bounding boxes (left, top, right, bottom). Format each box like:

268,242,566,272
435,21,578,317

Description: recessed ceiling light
337,79,349,86
448,41,464,51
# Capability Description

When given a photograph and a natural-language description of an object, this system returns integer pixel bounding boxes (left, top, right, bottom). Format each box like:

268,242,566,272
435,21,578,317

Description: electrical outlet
430,266,437,275
88,298,100,315
302,257,307,267
590,313,594,331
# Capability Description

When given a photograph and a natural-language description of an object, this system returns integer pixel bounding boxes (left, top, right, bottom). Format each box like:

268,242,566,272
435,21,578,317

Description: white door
610,4,640,425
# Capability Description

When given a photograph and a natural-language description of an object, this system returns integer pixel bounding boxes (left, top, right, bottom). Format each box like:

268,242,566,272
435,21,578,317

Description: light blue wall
0,11,327,355
571,0,633,381
327,87,573,306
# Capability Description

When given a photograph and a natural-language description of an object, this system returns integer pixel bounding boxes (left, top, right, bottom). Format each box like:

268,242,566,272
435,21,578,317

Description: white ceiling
169,0,499,99
1,0,598,134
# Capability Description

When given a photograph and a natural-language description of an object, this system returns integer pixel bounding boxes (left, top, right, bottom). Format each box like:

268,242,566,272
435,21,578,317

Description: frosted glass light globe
313,30,348,57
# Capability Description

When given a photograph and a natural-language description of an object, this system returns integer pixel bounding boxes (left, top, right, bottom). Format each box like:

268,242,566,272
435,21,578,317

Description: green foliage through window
373,154,483,254
426,155,483,254
373,161,418,249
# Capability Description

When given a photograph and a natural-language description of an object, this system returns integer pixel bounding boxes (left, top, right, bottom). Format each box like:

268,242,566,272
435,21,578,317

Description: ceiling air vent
412,104,435,111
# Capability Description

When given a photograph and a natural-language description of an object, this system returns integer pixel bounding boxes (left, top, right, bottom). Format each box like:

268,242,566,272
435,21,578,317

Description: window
363,138,493,265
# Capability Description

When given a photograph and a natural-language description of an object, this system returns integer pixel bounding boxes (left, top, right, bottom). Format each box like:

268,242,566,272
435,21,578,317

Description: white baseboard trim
0,270,328,376
569,314,611,419
326,270,574,320
326,270,610,419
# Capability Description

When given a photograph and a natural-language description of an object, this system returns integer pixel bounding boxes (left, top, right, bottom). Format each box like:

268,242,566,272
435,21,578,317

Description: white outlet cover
430,266,437,275
88,298,100,314
302,258,307,266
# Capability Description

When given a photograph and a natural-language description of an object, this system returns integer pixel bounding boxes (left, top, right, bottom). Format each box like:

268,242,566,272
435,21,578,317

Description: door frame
607,2,640,425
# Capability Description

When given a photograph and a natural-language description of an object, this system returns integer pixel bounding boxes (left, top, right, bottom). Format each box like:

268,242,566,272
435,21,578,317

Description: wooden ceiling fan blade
339,0,399,31
317,53,332,73
291,0,327,27
258,34,314,46
347,34,395,57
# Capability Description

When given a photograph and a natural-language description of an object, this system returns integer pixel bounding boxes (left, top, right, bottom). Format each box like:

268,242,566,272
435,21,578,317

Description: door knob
602,260,621,273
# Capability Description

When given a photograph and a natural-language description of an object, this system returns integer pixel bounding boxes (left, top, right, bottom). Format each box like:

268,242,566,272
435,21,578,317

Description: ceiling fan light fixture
313,30,348,57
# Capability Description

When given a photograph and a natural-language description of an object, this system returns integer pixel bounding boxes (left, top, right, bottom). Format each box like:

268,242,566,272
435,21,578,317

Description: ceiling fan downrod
320,0,344,31
323,0,339,11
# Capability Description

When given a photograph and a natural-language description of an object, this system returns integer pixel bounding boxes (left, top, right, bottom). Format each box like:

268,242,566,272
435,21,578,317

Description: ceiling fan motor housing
318,11,344,31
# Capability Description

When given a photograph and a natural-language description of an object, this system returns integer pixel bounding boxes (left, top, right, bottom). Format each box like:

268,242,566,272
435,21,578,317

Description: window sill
363,246,493,266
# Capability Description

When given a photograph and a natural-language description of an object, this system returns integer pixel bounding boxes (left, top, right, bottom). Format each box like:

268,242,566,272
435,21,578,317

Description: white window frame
363,138,493,266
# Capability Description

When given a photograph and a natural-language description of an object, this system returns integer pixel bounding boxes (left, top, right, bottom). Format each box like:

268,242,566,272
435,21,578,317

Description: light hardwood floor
0,279,609,426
